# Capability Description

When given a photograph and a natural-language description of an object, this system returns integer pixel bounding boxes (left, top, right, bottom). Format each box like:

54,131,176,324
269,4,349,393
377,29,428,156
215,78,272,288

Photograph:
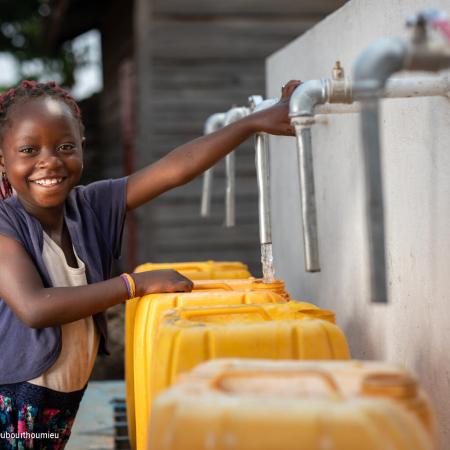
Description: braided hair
0,80,84,200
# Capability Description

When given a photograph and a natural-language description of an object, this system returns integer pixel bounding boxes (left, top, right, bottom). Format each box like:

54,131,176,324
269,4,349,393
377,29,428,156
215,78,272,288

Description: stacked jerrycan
149,359,436,450
126,260,254,449
127,260,351,450
134,260,252,280
151,302,349,395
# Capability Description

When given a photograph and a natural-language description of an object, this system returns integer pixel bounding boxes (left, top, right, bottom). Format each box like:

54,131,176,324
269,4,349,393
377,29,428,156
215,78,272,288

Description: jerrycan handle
192,283,234,291
296,308,336,323
217,263,247,270
209,369,342,398
178,305,272,321
361,372,418,399
171,265,203,272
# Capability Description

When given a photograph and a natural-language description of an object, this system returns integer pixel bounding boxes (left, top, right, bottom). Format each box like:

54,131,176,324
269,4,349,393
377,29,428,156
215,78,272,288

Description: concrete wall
267,0,450,448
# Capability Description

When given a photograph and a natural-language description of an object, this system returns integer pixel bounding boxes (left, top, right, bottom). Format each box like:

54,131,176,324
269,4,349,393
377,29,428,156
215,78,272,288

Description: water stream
261,243,275,283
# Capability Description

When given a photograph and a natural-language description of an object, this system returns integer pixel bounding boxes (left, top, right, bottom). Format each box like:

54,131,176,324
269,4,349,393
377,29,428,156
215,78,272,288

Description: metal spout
292,117,320,272
249,95,273,246
289,62,352,273
249,95,280,282
248,95,278,246
223,107,250,227
200,112,227,217
255,132,271,245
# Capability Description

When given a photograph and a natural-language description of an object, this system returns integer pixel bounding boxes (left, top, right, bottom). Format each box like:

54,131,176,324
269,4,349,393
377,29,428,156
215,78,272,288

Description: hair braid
0,80,84,138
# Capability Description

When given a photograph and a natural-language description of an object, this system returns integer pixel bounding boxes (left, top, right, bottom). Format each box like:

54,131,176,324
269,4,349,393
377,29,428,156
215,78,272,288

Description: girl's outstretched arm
0,235,192,328
126,80,300,211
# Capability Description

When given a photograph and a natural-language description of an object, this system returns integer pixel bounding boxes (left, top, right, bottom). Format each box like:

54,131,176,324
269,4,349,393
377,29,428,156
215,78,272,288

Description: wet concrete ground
66,380,125,450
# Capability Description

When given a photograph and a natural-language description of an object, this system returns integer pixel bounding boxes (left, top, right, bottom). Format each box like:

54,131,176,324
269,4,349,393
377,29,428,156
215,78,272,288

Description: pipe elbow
289,79,326,118
253,97,278,112
353,37,408,96
204,112,226,135
224,107,250,126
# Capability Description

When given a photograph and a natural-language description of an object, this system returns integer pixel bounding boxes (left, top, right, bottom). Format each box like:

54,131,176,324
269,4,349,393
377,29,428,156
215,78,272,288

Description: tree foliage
0,0,77,89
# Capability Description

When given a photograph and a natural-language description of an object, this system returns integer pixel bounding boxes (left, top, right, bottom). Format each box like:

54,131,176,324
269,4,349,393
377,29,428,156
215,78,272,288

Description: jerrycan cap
250,279,289,299
361,372,418,399
251,279,285,289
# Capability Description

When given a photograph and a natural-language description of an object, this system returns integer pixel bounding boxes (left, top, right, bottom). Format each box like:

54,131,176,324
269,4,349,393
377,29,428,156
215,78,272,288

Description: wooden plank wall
91,0,348,276
136,0,348,276
72,0,347,379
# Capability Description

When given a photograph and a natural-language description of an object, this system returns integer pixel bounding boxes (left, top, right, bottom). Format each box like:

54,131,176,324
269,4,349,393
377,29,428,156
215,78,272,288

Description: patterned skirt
0,381,85,450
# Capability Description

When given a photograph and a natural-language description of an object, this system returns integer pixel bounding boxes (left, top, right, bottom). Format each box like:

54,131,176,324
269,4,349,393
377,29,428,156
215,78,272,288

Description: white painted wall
267,0,450,448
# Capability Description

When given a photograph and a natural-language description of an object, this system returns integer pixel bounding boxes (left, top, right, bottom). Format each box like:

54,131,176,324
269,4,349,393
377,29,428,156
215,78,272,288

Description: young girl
0,78,299,449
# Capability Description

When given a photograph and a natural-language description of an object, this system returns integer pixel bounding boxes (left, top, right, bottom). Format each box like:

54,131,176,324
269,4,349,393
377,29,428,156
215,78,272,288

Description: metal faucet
223,106,251,227
289,62,352,273
353,10,450,303
200,112,227,218
248,95,279,282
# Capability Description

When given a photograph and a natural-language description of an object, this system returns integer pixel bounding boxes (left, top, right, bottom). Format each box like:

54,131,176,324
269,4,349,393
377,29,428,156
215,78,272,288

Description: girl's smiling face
0,96,84,215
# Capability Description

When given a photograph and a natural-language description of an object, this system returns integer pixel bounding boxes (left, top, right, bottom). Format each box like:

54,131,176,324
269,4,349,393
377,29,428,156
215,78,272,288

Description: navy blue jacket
0,177,128,384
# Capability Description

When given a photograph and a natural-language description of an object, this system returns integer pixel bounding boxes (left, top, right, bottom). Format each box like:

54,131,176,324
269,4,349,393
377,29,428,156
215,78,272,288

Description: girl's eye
58,144,75,152
19,147,36,154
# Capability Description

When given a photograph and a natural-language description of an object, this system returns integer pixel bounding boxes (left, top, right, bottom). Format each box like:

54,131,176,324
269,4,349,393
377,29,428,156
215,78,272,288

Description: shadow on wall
344,314,377,360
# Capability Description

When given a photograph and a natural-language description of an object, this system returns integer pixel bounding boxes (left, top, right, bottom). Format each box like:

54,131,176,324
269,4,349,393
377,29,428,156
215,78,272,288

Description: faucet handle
406,10,450,43
406,9,447,26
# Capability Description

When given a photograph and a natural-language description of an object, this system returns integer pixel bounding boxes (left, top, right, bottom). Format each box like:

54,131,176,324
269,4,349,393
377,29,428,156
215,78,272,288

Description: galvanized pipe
200,112,227,217
223,107,251,227
225,150,236,227
288,80,327,272
249,78,450,272
289,66,352,273
249,96,279,245
353,10,450,303
292,118,320,272
255,133,271,245
247,95,280,282
288,60,450,293
289,79,327,117
313,75,450,115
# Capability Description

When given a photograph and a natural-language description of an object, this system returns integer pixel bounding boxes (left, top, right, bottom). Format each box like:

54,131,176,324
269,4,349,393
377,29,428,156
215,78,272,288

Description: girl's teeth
34,178,63,185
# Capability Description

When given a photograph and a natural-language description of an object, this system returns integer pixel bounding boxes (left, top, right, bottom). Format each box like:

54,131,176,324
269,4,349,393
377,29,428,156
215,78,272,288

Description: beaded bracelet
120,273,136,300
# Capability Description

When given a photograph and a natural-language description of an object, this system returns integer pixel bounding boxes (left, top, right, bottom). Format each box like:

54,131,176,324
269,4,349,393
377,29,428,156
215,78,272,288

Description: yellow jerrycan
130,290,288,450
126,278,294,450
139,302,349,448
134,260,251,279
193,277,290,300
148,367,434,450
152,302,348,394
186,358,435,436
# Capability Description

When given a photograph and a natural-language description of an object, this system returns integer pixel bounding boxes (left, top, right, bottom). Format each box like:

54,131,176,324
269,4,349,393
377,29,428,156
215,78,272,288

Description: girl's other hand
133,269,193,296
250,79,302,136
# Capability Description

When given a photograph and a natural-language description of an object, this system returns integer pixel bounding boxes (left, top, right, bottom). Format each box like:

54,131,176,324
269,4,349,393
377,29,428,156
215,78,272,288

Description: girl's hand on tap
249,80,302,136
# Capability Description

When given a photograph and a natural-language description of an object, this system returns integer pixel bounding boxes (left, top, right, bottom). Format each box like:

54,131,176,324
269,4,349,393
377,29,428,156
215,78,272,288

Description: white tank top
27,231,100,392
